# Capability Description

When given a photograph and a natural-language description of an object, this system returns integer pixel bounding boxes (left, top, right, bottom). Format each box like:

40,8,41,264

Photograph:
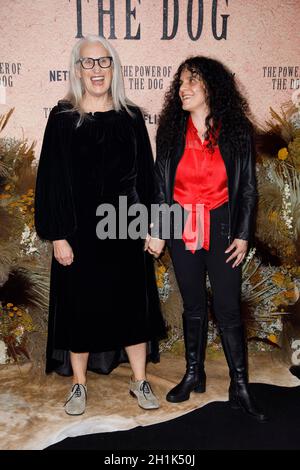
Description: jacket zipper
167,132,185,244
224,160,232,245
227,197,232,244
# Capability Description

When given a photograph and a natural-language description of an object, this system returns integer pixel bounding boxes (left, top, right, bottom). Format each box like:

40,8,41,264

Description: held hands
225,238,248,268
54,235,164,265
144,234,165,258
53,240,74,266
53,236,244,265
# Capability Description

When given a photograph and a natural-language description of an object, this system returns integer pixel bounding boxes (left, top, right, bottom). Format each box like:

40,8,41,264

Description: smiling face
76,41,113,101
179,68,208,113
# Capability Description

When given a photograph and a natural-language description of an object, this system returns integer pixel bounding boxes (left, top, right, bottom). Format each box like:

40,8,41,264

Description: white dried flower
281,182,294,234
20,224,38,254
0,340,8,364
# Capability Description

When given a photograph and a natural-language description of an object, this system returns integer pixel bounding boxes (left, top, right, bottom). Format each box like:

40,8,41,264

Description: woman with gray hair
35,35,165,415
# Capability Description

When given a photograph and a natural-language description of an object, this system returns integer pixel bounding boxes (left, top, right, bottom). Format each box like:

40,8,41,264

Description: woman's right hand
53,240,74,266
147,237,165,258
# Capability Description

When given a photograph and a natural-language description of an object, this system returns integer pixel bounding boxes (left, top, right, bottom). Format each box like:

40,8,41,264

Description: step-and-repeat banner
0,0,299,152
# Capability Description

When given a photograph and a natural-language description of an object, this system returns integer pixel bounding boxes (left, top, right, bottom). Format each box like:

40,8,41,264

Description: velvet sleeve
133,108,155,212
34,106,77,241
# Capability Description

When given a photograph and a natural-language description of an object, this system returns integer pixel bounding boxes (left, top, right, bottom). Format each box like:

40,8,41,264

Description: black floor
46,383,300,450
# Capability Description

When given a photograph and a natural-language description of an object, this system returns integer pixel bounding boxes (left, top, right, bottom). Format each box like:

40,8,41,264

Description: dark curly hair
157,56,253,156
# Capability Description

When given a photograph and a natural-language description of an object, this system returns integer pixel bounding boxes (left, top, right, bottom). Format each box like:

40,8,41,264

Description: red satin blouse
173,116,229,252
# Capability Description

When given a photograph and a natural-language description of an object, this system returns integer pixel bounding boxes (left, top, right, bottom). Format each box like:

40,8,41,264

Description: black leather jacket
151,116,258,246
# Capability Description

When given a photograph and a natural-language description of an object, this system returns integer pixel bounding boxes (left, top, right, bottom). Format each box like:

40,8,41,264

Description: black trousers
169,202,242,329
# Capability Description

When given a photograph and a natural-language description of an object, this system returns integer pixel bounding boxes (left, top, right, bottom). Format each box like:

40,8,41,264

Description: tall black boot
219,324,268,422
166,314,207,403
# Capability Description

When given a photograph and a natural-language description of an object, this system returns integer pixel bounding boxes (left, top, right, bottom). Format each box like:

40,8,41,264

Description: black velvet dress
35,101,166,375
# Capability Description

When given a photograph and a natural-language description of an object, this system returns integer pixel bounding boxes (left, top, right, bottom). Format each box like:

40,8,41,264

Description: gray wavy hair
65,34,135,125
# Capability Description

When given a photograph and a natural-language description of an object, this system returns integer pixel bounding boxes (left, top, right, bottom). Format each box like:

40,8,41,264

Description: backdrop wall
0,0,299,153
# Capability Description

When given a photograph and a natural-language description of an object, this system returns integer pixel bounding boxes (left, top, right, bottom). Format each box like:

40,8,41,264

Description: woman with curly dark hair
147,56,268,421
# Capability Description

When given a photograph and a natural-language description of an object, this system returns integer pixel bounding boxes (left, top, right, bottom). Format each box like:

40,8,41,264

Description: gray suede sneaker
64,383,87,416
129,378,159,410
